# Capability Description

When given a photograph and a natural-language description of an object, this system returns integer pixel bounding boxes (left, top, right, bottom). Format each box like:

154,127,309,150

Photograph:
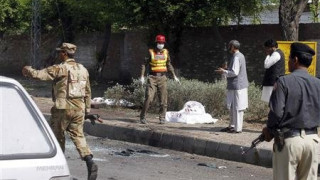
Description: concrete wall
1,23,320,84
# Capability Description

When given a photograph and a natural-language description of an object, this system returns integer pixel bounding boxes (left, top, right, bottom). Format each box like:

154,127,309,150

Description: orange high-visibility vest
149,49,168,72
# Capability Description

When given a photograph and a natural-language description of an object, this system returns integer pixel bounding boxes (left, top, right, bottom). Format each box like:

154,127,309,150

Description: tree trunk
279,0,309,41
95,23,111,81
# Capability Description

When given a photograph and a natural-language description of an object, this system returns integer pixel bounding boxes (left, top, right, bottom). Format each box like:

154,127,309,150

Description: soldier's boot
140,118,147,124
159,119,165,124
84,155,98,180
140,115,147,124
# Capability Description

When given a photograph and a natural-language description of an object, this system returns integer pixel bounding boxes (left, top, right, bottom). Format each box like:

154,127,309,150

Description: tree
36,0,121,76
310,0,319,23
116,0,266,68
279,0,309,41
0,0,28,38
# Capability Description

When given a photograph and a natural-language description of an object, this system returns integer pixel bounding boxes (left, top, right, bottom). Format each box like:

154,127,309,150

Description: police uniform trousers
272,133,319,180
140,75,167,121
50,107,92,158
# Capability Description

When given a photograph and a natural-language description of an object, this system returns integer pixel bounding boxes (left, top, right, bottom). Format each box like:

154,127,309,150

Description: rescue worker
140,34,180,124
261,39,285,103
22,43,98,180
215,40,249,133
262,42,320,179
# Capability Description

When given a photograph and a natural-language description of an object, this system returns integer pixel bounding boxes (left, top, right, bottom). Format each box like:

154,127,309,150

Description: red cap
155,35,166,43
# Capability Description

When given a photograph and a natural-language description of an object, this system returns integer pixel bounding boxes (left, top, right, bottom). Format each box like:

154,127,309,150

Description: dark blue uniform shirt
267,69,320,129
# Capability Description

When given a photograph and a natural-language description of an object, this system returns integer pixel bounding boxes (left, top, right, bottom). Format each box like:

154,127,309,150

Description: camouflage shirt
24,59,91,113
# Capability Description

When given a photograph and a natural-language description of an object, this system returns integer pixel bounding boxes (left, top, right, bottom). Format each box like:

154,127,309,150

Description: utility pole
31,0,41,68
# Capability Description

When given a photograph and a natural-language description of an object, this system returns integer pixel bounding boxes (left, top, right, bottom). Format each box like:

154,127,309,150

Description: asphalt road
65,135,273,180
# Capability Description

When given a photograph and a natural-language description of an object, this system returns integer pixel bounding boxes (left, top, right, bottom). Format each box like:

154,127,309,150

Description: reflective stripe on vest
149,49,168,72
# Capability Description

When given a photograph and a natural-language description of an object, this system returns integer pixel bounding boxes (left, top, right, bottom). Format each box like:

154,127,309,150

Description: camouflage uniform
23,59,92,158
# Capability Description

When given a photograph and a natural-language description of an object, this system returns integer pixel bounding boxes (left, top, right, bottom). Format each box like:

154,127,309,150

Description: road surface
65,135,273,180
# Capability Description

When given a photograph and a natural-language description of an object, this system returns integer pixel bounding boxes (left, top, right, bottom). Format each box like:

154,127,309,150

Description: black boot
84,155,98,180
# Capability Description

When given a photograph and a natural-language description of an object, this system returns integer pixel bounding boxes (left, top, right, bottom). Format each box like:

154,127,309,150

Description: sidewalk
34,97,273,168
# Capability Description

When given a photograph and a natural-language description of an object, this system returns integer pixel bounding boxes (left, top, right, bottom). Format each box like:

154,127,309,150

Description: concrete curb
83,121,273,168
44,113,272,167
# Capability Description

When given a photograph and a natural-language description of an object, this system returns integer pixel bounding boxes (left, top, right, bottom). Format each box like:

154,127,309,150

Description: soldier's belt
150,72,166,76
283,128,318,139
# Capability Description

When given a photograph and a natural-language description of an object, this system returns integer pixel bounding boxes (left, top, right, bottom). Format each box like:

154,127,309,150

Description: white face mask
157,43,164,50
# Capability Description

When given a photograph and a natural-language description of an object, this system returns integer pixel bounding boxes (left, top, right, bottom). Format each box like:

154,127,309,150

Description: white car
0,76,71,180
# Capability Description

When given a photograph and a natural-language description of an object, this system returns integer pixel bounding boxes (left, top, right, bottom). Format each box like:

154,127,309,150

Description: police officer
22,43,98,180
140,34,180,124
262,42,320,179
261,39,285,103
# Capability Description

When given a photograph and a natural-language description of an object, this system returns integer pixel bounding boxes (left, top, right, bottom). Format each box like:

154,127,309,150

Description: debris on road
91,97,135,108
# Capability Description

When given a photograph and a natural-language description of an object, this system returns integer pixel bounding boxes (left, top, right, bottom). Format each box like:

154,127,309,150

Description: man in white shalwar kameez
215,40,248,133
261,39,285,103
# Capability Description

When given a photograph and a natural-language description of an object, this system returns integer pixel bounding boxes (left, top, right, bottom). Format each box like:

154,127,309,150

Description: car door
0,78,70,180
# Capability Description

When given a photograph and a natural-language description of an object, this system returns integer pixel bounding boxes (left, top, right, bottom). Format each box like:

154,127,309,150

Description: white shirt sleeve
223,57,240,77
264,51,281,69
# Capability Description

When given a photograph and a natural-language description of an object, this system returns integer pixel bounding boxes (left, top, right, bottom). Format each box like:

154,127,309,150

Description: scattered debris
197,163,227,169
197,163,217,169
218,166,227,169
172,157,181,161
114,148,169,158
91,97,135,108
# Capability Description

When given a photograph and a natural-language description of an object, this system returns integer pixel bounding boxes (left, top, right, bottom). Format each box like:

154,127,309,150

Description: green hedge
104,78,269,122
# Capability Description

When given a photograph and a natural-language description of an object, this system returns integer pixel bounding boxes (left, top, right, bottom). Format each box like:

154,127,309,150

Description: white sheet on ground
166,101,218,124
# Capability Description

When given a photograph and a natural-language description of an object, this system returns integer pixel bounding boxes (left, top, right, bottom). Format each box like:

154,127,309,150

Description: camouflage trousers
140,75,168,121
50,107,92,159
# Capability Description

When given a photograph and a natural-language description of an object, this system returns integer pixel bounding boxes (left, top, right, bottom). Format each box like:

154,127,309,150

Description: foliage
0,0,29,36
166,78,229,118
104,78,268,122
117,0,267,29
1,0,280,41
103,83,131,106
246,81,269,120
309,0,320,23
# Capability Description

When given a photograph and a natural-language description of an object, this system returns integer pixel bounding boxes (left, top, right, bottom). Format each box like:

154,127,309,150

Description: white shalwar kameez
223,54,248,132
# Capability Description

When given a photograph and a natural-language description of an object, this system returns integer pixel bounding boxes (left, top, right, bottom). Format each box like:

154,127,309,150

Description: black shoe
84,155,98,180
140,118,147,124
220,127,232,132
227,129,242,133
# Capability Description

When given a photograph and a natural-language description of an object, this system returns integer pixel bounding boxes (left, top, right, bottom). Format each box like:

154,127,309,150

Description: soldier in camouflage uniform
22,43,98,180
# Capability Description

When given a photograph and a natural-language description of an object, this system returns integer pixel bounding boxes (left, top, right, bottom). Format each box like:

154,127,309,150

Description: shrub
103,83,130,106
246,81,269,122
104,78,269,122
166,78,228,118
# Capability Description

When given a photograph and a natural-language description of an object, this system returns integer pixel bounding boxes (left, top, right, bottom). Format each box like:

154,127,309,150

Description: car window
0,83,55,159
